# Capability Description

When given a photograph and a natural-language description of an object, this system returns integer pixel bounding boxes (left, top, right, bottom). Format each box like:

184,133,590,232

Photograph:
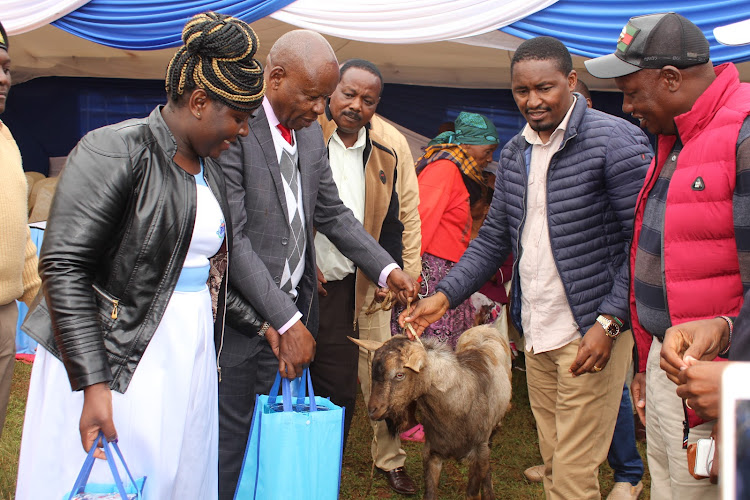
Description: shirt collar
262,96,297,154
331,126,367,151
521,95,577,146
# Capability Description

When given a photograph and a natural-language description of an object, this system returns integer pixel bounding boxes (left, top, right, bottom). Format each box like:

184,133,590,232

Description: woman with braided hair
16,12,264,499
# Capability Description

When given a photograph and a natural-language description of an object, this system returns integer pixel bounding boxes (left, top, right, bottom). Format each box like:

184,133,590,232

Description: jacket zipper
202,168,229,383
217,249,228,383
544,133,582,329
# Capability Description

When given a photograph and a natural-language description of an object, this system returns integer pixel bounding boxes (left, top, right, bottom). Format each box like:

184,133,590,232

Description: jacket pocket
92,283,121,333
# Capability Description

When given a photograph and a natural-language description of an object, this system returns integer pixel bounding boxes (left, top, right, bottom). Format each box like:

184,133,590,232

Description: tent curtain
502,0,750,63
15,0,557,49
268,0,557,43
3,0,90,35
51,0,297,49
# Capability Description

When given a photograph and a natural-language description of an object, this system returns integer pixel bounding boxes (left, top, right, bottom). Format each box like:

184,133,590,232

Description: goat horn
348,336,383,352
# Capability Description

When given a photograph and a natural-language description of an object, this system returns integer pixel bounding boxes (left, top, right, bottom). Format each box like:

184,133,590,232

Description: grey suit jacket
219,106,394,357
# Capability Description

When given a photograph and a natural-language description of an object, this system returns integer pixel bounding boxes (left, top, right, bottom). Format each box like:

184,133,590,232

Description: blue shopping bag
65,432,146,500
234,369,344,500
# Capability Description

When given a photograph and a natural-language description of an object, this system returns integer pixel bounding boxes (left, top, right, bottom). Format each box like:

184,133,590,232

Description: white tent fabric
5,0,555,42
270,0,557,43
714,18,750,46
3,0,89,35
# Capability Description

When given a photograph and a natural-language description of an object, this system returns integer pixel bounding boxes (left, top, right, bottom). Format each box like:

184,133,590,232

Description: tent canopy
6,0,750,90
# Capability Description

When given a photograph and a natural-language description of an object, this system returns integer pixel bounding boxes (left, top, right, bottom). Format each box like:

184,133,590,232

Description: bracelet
258,322,271,338
717,316,734,356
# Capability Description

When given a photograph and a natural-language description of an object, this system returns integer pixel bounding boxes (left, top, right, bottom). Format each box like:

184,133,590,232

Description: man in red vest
587,12,750,499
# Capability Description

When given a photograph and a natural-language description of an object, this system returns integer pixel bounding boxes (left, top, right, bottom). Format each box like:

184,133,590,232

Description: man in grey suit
217,30,418,499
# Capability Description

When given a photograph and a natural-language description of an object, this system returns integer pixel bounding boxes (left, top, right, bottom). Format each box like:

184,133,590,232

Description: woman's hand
80,382,117,459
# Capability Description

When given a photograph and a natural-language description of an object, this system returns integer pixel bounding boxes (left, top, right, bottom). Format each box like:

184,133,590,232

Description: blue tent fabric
51,0,296,50
502,0,750,64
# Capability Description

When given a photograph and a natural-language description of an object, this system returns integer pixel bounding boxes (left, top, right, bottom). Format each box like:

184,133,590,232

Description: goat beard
384,410,411,438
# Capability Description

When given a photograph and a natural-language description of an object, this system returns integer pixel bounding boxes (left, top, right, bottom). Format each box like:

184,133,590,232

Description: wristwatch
596,315,623,339
257,322,271,338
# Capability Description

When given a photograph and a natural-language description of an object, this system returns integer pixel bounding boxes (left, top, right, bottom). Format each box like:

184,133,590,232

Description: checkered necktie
279,149,304,293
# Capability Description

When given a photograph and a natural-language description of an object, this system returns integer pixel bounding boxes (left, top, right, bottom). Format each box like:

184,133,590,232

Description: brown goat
351,325,512,500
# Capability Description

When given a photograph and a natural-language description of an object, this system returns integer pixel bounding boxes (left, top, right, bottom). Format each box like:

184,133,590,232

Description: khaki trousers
357,286,407,471
645,339,717,500
526,332,633,500
0,301,18,438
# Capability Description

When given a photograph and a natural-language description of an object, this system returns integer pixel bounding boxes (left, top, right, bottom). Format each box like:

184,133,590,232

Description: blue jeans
607,384,644,485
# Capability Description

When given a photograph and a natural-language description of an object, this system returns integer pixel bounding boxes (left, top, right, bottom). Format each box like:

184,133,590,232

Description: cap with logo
585,12,709,79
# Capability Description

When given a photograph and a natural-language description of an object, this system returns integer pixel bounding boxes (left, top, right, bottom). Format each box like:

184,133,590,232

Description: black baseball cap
585,12,710,79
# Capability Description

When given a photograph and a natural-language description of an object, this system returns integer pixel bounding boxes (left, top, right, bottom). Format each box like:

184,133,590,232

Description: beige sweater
0,121,40,306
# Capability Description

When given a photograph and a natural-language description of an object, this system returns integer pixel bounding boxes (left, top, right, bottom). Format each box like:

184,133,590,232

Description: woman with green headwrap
392,111,499,349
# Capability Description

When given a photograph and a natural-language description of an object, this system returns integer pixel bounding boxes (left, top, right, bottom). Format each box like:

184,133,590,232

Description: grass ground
0,360,650,499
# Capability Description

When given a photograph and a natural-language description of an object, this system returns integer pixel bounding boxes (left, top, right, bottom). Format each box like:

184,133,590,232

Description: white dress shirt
519,97,580,353
315,128,367,281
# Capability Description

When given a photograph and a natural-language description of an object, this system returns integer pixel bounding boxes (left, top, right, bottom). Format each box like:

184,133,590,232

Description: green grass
0,361,31,500
0,361,650,499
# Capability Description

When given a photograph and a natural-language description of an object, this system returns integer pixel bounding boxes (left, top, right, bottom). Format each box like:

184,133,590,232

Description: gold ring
686,399,692,410
592,366,603,372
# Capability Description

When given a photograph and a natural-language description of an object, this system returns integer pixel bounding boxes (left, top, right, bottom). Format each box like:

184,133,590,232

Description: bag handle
67,431,141,500
267,369,318,412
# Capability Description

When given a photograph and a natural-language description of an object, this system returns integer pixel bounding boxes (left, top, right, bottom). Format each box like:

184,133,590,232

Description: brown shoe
377,466,417,495
523,464,545,483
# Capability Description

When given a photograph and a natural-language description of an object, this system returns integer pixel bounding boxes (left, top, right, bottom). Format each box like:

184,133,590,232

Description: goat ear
403,349,425,373
348,336,383,352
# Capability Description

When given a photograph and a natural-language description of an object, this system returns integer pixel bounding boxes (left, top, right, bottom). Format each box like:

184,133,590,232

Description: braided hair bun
166,12,265,112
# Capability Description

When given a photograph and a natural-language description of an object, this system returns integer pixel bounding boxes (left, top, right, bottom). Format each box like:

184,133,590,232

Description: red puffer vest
630,63,750,374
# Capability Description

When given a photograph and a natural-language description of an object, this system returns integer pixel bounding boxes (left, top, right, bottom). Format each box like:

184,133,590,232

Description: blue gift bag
234,369,344,500
65,432,146,500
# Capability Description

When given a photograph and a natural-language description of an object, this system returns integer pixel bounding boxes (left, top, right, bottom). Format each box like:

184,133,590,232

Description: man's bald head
264,30,340,130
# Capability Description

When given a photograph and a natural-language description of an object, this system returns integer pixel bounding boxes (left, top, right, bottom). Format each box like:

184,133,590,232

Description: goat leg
466,444,494,500
422,446,443,500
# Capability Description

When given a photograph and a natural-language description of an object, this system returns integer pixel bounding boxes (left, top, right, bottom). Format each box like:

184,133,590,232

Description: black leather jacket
22,106,264,393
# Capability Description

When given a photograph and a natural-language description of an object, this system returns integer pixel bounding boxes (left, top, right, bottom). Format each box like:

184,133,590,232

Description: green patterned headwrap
428,111,499,147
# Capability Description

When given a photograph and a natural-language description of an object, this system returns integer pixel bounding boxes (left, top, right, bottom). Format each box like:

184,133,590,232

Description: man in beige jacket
0,21,41,437
315,59,421,495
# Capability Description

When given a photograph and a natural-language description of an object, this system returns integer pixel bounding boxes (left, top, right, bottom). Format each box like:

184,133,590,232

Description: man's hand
316,265,327,297
661,318,729,383
80,382,117,460
569,320,614,376
386,268,418,305
398,292,450,338
278,320,316,379
264,325,281,360
632,372,646,426
675,358,727,421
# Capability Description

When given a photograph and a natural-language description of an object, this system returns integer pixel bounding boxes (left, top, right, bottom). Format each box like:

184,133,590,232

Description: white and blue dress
16,164,225,500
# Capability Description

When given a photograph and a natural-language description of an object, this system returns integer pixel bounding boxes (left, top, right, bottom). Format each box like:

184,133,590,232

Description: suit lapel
251,107,290,223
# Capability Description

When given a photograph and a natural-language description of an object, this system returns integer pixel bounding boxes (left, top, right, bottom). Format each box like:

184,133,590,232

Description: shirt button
671,155,677,161
281,237,288,245
273,276,280,284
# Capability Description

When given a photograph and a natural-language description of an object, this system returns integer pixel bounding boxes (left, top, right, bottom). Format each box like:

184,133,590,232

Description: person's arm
435,156,513,308
220,137,302,332
569,121,652,376
41,128,133,390
39,128,134,452
18,224,40,306
595,121,652,321
312,142,397,286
